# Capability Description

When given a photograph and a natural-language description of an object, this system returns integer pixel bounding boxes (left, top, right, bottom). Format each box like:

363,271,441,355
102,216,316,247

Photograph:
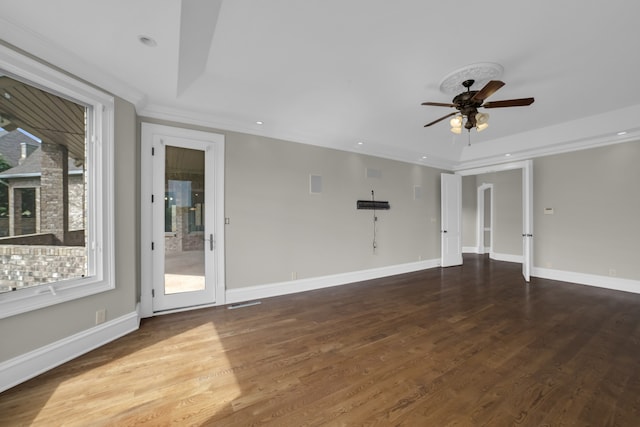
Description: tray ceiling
1,0,639,169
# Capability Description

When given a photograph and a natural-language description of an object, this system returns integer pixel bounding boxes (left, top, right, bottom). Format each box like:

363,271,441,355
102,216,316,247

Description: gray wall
534,140,640,280
0,97,139,362
461,175,477,247
224,132,443,288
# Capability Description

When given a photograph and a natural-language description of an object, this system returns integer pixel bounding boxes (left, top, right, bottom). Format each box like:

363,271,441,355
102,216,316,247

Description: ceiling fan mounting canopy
421,79,534,130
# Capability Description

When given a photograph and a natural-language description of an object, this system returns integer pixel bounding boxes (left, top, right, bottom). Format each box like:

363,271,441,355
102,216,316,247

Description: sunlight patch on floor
31,322,242,425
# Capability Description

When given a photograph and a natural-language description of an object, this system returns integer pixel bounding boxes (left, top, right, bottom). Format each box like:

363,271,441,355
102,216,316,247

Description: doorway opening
456,159,533,282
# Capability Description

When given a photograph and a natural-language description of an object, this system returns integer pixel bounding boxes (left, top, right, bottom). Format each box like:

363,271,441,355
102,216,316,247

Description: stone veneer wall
40,142,69,244
0,245,86,292
68,174,85,231
164,206,204,254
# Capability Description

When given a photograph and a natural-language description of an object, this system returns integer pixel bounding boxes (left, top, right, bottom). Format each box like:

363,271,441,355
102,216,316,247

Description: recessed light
505,153,512,157
256,121,264,125
138,35,157,47
357,141,364,145
617,131,627,136
421,156,428,160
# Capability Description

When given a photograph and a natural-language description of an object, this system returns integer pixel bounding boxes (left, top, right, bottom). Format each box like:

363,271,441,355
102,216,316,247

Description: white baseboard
463,246,490,254
532,267,640,294
226,259,440,304
490,252,523,263
0,305,140,393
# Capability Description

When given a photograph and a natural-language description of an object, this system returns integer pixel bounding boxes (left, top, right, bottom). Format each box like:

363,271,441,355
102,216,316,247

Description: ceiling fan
422,79,534,133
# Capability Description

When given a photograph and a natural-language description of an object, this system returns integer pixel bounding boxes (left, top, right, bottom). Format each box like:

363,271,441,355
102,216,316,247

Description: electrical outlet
95,309,106,325
291,272,297,280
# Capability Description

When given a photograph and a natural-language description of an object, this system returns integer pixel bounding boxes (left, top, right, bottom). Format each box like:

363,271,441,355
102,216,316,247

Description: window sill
0,278,114,319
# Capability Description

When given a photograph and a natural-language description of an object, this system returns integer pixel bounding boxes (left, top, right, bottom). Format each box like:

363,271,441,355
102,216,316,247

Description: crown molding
140,102,458,171
455,105,640,170
454,130,640,171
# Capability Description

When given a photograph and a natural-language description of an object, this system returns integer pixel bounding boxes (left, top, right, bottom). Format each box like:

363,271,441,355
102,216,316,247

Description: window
0,44,114,319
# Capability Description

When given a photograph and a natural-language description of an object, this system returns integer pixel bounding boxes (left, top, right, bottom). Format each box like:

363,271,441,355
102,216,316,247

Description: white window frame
0,44,115,319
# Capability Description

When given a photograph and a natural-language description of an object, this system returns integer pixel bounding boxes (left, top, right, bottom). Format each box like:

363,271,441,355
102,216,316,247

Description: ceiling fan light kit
423,63,534,138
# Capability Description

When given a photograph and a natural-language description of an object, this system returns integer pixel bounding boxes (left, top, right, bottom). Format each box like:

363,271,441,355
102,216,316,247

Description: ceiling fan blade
483,97,535,108
421,101,456,107
471,80,505,101
424,112,457,127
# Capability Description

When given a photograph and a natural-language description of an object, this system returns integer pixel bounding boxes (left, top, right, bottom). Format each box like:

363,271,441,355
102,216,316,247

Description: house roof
0,147,83,179
1,1,639,169
0,130,40,167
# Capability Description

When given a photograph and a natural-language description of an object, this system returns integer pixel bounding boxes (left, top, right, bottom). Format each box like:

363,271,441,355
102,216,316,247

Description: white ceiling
1,0,639,169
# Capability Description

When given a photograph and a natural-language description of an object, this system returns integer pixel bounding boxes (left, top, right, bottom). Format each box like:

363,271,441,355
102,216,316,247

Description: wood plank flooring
1,255,639,426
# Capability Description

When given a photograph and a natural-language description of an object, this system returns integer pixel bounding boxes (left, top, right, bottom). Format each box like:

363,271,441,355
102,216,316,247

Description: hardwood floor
1,255,639,426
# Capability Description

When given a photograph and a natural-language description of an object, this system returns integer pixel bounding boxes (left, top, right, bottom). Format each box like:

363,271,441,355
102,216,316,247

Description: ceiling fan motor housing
452,90,482,128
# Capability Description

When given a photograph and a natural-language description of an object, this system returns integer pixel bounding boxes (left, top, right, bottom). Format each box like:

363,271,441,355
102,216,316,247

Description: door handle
442,230,448,233
203,234,214,250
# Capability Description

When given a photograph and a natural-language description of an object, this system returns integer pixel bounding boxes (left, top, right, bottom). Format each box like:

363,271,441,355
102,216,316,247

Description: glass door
152,137,216,312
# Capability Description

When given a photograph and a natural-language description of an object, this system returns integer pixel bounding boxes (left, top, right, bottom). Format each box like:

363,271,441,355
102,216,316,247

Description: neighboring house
0,130,84,239
0,130,40,236
0,130,39,167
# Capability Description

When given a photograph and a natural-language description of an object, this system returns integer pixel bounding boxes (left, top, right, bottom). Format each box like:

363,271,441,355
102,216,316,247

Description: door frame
457,159,533,282
140,123,225,317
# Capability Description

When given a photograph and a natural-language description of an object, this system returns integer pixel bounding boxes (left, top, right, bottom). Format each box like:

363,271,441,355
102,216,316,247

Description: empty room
0,1,639,425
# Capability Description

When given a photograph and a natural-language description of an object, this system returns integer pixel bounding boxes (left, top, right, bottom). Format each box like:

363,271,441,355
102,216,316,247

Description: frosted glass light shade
475,112,489,124
449,115,463,128
477,122,489,132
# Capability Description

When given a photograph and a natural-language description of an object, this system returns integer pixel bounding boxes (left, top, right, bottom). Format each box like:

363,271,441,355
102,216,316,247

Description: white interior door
522,162,533,282
441,173,463,267
152,135,217,312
